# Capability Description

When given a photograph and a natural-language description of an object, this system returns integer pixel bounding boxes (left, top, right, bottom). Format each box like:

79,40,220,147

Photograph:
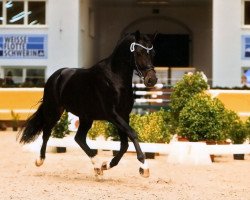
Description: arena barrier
0,88,43,121
23,135,250,165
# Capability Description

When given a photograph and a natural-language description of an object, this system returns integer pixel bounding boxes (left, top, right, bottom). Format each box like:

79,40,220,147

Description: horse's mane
111,33,134,56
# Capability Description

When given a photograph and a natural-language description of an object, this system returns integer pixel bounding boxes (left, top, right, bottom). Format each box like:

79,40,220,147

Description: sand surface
0,131,249,200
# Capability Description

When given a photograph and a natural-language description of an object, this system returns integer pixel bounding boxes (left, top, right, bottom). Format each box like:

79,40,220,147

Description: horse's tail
18,101,44,144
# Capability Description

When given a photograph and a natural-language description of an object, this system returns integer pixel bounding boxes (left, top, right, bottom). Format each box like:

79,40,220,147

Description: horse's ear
149,31,158,43
135,30,140,41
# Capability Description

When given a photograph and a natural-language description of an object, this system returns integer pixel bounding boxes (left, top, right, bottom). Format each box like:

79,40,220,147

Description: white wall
0,0,80,79
213,0,250,87
213,0,242,87
47,0,79,76
78,0,97,68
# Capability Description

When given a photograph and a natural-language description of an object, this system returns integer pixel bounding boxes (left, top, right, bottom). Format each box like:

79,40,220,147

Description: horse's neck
110,41,134,85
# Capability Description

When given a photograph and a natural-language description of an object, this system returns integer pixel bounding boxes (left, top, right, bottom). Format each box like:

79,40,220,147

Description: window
243,0,250,26
6,1,24,25
242,67,250,86
26,68,45,85
28,1,46,25
0,2,2,25
3,68,23,85
2,67,45,87
0,0,46,26
245,1,250,25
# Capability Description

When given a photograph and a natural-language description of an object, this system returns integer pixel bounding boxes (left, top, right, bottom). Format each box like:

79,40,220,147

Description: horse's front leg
111,113,150,178
101,131,129,171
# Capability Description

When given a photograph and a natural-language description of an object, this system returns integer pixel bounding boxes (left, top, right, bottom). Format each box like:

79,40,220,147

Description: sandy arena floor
0,131,249,200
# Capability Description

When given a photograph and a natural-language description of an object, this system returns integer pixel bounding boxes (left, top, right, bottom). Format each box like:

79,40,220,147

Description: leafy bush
86,110,173,143
170,72,209,120
88,120,118,140
130,109,172,143
242,117,250,143
178,92,227,142
228,119,248,144
52,112,70,138
11,110,20,129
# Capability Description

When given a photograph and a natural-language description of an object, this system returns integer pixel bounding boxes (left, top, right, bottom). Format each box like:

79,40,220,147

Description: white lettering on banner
0,34,47,59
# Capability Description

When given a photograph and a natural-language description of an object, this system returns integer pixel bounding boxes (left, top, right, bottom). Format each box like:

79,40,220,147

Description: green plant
130,109,172,143
88,120,118,140
51,112,70,138
245,117,250,141
228,120,248,144
178,92,227,142
169,71,209,133
11,110,20,129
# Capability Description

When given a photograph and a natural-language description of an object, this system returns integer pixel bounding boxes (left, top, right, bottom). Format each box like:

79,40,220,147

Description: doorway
153,33,190,67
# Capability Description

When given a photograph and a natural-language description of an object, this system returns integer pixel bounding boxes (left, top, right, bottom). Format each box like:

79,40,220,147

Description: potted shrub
51,111,70,153
88,120,116,154
88,120,108,140
245,117,250,144
228,116,249,160
89,120,119,155
11,110,20,131
169,71,209,137
0,122,7,131
130,109,172,158
178,92,227,143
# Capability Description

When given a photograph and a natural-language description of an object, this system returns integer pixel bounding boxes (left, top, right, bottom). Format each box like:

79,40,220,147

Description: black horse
18,31,157,178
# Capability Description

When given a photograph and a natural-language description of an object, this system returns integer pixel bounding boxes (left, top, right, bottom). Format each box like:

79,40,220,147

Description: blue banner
0,34,47,59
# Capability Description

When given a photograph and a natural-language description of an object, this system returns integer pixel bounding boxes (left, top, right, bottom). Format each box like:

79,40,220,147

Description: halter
130,42,154,78
130,42,153,54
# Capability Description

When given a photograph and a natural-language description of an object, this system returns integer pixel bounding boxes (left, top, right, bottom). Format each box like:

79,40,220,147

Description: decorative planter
56,147,67,153
145,152,155,159
233,154,245,160
12,127,18,131
206,141,216,162
177,136,189,142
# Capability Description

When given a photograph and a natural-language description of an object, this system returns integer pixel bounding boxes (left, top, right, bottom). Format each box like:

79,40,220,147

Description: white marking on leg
140,161,149,169
101,160,111,170
91,156,102,168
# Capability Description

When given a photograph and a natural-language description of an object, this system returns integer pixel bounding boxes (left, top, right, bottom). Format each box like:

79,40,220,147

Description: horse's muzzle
144,69,158,87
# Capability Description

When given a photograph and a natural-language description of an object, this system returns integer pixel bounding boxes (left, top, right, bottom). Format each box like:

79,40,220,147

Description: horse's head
130,31,158,87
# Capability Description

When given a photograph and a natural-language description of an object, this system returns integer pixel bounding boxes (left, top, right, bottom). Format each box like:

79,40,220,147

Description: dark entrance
153,34,190,67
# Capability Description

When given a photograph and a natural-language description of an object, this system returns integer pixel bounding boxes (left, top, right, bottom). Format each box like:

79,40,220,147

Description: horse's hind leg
36,108,63,166
74,118,102,175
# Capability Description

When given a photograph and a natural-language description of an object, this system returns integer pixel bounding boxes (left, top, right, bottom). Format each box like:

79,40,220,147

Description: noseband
130,42,154,78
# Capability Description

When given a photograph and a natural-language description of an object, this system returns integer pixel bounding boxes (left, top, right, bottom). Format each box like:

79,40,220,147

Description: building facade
0,0,249,87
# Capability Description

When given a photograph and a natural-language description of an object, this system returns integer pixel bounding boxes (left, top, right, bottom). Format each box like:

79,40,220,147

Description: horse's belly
62,93,112,120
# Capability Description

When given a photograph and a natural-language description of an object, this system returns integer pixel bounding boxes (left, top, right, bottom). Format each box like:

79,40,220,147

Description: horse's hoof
35,158,44,167
139,167,150,178
101,161,110,171
94,168,103,176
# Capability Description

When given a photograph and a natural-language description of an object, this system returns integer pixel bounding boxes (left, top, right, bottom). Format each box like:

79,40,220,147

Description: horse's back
56,67,114,118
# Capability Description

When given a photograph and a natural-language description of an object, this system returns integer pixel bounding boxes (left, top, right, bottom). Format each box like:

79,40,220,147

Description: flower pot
12,126,18,131
206,141,216,162
178,137,189,142
56,147,66,153
233,154,244,160
145,152,155,159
